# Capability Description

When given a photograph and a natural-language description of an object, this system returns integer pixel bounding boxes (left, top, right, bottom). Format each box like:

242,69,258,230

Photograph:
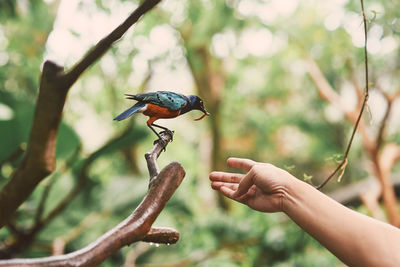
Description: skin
210,157,400,267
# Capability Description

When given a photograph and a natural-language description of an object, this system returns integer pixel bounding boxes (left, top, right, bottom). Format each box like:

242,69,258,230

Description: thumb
233,171,254,197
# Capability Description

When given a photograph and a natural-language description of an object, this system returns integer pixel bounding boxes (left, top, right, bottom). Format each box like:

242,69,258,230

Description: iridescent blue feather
113,102,146,121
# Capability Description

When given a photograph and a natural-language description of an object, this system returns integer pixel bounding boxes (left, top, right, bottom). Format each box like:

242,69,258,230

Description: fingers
219,185,238,199
210,179,238,199
227,157,256,172
219,184,253,205
210,157,257,199
209,171,244,183
211,179,239,190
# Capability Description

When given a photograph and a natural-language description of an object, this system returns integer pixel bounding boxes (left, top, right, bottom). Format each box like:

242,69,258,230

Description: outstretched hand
210,158,295,213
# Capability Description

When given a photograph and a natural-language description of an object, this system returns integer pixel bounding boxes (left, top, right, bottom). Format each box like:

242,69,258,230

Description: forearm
283,178,400,267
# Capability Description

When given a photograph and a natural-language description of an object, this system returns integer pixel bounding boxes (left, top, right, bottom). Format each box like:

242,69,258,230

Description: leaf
284,165,295,171
303,173,313,183
337,158,348,183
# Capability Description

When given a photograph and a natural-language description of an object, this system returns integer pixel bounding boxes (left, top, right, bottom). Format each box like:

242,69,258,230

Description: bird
114,91,210,141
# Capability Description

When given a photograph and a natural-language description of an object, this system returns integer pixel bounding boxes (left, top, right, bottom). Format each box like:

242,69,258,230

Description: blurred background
0,0,399,266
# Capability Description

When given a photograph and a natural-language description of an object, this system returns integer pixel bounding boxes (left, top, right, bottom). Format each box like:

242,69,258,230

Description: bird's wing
128,91,188,111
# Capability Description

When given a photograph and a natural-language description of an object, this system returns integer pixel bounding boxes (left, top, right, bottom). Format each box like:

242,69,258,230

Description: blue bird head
186,95,210,120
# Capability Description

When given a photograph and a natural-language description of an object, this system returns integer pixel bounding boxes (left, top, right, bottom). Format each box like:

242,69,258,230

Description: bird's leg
147,124,170,151
151,123,174,142
147,123,163,140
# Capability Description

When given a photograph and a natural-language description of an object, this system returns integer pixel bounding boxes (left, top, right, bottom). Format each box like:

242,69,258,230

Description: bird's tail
114,102,146,121
125,94,138,100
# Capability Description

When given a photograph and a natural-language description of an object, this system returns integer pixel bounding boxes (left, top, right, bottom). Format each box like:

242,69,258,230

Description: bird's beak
194,109,210,121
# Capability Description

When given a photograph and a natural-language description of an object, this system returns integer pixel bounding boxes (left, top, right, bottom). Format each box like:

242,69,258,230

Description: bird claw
153,137,167,151
153,138,166,146
153,130,174,152
160,130,174,142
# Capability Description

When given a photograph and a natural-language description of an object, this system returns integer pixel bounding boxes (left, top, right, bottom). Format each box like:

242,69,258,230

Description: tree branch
142,227,179,244
0,126,147,258
305,1,400,225
0,62,68,229
314,0,370,189
0,133,184,266
0,0,163,229
0,164,185,266
306,56,373,151
64,0,161,87
145,132,173,181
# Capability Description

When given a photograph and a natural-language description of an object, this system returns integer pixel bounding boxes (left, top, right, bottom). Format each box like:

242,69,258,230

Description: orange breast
143,104,181,120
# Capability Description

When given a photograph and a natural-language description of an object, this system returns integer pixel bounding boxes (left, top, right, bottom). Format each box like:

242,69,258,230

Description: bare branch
315,0,370,189
0,62,68,229
0,132,183,264
306,57,341,106
306,57,374,152
0,162,185,267
64,0,161,87
142,227,179,244
145,132,173,181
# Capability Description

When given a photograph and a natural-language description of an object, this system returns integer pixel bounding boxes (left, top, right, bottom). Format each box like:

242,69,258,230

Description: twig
142,227,179,244
145,132,173,181
34,176,56,226
316,0,369,189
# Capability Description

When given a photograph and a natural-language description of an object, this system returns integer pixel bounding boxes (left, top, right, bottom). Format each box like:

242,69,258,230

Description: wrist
280,174,310,214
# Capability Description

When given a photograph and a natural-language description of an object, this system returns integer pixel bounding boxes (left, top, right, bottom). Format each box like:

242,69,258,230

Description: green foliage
0,90,33,163
0,0,17,19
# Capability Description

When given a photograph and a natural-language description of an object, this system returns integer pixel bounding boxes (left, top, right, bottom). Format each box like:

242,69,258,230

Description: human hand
210,157,295,213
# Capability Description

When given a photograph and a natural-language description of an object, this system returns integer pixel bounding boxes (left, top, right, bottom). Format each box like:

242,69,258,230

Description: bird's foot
153,138,165,146
160,129,174,142
153,130,174,151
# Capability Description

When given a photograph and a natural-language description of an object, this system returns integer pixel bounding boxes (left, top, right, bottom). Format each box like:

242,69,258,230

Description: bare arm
210,158,400,267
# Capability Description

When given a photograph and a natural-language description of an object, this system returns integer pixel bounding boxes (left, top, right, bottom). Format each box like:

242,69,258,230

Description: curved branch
0,162,185,267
